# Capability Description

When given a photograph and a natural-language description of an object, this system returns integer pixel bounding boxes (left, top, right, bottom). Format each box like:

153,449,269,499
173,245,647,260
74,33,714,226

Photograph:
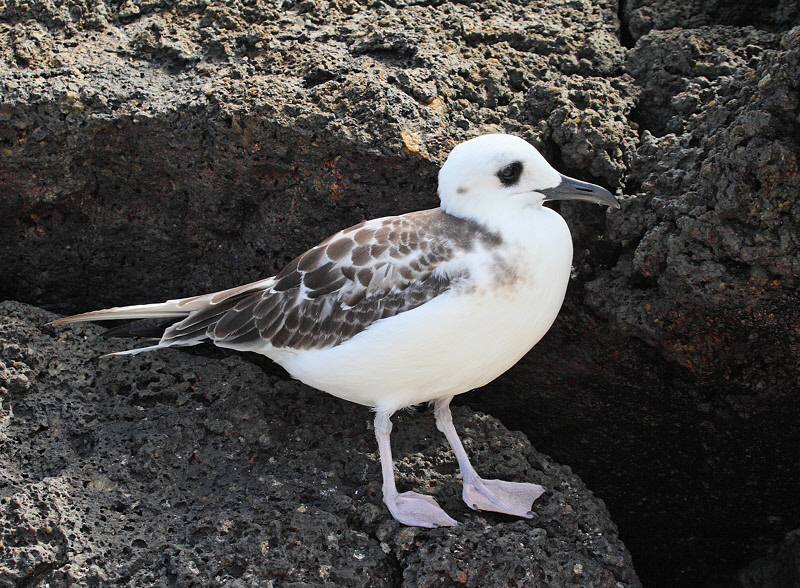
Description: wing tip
100,344,166,357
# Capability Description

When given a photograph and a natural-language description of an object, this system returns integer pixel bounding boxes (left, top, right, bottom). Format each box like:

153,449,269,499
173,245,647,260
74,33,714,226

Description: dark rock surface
737,528,800,588
468,21,800,586
0,0,634,314
1,0,799,586
621,0,800,43
0,300,640,586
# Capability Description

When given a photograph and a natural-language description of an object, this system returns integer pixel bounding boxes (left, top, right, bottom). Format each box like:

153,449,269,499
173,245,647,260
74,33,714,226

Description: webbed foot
462,477,545,518
384,490,459,528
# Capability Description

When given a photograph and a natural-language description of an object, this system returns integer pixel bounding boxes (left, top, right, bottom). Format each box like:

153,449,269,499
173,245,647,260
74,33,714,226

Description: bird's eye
497,162,523,186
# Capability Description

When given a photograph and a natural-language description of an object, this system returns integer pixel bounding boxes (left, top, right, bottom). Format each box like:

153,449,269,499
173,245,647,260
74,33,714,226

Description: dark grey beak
541,175,620,208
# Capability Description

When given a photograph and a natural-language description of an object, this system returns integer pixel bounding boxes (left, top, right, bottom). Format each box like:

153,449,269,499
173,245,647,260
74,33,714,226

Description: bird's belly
275,268,570,412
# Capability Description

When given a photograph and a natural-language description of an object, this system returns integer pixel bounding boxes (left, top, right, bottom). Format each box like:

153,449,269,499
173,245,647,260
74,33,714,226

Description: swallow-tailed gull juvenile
51,133,619,527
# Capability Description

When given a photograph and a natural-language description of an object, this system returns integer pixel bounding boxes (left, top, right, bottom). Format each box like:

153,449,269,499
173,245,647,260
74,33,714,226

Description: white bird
51,134,618,527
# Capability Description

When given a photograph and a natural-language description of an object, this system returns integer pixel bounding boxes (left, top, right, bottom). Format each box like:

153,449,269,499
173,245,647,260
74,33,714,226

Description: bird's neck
444,200,568,250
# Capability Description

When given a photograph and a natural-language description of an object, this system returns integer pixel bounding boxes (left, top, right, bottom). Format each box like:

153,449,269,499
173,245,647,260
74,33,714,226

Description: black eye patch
497,161,523,186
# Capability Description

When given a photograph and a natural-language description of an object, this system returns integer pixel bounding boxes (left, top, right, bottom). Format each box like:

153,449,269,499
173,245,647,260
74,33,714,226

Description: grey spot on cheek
457,187,468,194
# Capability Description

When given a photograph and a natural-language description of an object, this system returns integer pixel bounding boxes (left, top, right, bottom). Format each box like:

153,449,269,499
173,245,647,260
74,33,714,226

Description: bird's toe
384,491,459,528
462,478,545,518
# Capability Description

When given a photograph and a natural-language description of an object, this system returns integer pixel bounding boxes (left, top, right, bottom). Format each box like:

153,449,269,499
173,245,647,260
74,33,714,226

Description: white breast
273,206,573,413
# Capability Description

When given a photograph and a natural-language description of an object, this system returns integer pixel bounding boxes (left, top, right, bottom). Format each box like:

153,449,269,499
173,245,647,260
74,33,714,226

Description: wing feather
54,209,500,355
159,209,499,352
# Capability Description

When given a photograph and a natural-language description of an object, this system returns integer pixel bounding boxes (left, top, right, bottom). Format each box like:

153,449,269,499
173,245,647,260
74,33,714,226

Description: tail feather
100,344,170,357
100,341,203,358
48,278,276,326
49,301,192,325
48,277,277,357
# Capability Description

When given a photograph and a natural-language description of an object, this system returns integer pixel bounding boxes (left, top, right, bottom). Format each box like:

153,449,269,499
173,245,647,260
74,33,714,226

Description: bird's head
437,134,619,226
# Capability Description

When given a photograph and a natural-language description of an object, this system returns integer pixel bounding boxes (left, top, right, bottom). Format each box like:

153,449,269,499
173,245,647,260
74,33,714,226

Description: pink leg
434,397,545,518
374,411,458,528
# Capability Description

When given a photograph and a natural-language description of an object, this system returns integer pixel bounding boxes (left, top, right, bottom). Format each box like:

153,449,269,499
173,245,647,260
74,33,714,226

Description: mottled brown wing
159,209,499,352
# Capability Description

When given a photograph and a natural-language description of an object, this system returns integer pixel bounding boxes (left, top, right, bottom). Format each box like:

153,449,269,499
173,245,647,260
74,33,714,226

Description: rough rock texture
0,301,640,587
621,0,800,43
1,0,799,586
467,22,800,586
0,0,635,314
594,24,800,392
737,529,800,588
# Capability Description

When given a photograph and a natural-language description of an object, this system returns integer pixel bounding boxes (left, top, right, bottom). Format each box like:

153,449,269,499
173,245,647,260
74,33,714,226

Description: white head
437,134,618,230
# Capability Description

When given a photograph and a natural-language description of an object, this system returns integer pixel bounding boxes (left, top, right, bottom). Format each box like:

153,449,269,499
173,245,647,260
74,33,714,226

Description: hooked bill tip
541,175,620,208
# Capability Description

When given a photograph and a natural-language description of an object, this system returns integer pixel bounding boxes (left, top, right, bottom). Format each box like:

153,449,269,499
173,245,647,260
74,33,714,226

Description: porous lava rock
0,301,640,587
1,0,799,585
